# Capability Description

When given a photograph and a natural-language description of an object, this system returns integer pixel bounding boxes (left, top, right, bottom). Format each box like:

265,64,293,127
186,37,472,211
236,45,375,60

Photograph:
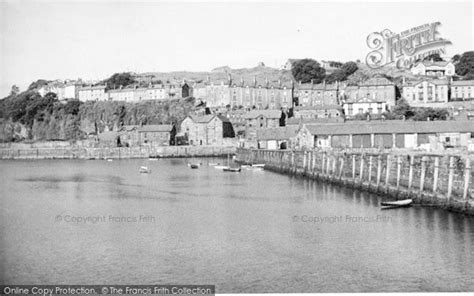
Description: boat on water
208,162,220,166
190,164,199,169
223,167,241,172
381,199,413,207
139,166,151,174
214,165,229,170
251,164,265,168
106,159,113,162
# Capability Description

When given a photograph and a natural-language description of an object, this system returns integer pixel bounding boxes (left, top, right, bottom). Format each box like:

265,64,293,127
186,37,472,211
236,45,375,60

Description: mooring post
352,154,356,181
408,155,415,189
332,155,337,177
322,153,326,176
303,151,307,175
463,157,471,200
326,154,331,176
368,156,373,185
396,155,402,189
376,155,382,186
385,155,391,187
447,156,455,200
339,156,345,180
359,155,365,184
420,156,427,192
433,156,440,193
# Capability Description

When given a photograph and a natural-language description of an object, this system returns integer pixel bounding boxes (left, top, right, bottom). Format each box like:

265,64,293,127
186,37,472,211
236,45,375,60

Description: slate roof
137,124,173,133
188,114,230,123
294,105,343,111
257,126,300,141
304,120,474,135
451,80,474,86
242,109,282,119
286,117,345,125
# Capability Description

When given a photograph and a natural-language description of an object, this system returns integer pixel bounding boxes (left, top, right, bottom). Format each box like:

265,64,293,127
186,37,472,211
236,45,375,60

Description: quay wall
0,145,237,160
236,148,474,215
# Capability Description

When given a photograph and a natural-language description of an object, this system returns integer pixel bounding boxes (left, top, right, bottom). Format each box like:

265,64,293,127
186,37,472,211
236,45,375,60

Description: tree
455,51,474,76
63,100,83,115
341,61,358,76
105,73,136,89
10,85,20,96
391,98,414,119
291,59,326,83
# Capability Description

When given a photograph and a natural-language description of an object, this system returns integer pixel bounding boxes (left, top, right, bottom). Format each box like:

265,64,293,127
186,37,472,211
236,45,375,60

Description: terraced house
402,79,449,107
450,80,474,101
341,76,396,117
192,75,293,109
294,81,340,107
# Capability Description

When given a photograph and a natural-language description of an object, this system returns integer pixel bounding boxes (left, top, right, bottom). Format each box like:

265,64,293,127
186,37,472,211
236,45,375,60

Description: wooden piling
463,157,471,200
385,155,391,187
408,155,415,189
447,156,455,200
433,156,440,193
420,156,427,192
352,155,356,181
376,155,382,186
396,155,402,189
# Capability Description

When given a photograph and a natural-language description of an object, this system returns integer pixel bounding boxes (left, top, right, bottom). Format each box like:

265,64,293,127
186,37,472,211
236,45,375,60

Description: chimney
253,75,257,86
228,74,232,85
240,77,244,86
278,79,281,88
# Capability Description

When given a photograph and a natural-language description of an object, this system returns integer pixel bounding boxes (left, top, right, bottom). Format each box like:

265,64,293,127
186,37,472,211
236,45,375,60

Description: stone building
342,76,396,117
402,79,449,107
137,124,175,146
243,109,282,148
180,114,235,146
293,105,343,120
192,75,293,109
450,80,474,101
78,85,108,102
294,81,340,107
295,120,473,150
411,60,455,77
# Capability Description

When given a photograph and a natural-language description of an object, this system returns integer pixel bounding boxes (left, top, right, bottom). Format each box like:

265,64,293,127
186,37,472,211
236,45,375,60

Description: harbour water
0,158,473,292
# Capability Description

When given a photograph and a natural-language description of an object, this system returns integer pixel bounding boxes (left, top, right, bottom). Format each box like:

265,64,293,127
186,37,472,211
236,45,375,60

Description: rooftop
242,109,282,119
304,120,474,135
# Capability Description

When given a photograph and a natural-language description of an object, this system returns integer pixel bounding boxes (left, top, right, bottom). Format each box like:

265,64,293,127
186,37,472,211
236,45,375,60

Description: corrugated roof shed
257,126,300,141
304,121,474,135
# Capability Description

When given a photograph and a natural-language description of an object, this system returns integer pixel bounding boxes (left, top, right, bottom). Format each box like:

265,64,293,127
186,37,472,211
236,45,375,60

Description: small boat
251,164,265,168
209,162,220,166
107,159,113,162
223,167,241,172
381,199,413,207
139,166,151,174
214,165,229,170
148,158,158,161
190,164,199,169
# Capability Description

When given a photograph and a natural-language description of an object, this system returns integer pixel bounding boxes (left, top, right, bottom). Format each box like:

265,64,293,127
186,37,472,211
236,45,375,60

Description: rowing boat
381,199,412,207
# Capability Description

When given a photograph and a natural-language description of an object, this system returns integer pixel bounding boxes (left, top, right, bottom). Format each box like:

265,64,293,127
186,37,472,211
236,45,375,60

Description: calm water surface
0,158,473,292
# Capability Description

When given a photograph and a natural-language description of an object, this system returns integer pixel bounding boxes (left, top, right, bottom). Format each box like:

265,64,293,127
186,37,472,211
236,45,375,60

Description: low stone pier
236,148,474,215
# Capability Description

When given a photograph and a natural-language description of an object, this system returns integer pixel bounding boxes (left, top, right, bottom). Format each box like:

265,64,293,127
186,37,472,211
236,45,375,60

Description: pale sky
1,0,473,97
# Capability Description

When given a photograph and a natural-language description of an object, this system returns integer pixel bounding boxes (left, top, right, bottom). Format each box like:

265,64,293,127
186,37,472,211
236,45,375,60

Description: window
358,108,364,114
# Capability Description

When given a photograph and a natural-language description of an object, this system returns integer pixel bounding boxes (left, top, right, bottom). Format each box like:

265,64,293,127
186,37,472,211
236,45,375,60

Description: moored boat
223,167,241,172
139,166,151,174
381,199,413,207
190,164,199,169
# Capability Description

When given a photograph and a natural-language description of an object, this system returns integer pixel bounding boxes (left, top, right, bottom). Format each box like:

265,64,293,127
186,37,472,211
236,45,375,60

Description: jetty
236,148,474,215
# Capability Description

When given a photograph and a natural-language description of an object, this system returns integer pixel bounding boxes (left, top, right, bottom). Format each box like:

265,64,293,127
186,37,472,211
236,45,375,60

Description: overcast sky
0,0,473,97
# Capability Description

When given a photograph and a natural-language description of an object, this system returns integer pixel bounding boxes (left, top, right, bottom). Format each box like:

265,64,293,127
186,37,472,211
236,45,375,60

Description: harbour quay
236,148,474,215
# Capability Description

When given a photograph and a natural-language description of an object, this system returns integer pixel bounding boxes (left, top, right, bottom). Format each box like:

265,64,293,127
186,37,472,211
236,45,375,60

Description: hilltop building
410,60,455,77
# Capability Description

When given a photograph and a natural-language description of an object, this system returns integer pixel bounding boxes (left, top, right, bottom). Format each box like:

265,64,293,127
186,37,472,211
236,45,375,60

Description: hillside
136,65,294,85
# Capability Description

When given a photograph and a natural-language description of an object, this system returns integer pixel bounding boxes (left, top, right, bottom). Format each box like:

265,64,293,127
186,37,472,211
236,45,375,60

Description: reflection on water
0,158,473,292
